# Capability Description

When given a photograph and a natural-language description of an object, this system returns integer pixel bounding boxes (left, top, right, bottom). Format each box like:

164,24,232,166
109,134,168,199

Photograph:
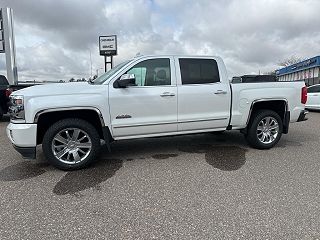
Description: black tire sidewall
42,118,101,170
246,110,283,149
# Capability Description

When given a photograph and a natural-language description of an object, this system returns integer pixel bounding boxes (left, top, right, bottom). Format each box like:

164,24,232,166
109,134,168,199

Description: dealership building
276,56,320,86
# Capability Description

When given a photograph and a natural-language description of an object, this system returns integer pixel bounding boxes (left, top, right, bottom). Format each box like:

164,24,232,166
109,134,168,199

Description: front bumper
6,123,37,159
297,110,308,122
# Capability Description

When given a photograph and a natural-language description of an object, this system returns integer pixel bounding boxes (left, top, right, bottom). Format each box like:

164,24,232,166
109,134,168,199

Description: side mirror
117,74,136,88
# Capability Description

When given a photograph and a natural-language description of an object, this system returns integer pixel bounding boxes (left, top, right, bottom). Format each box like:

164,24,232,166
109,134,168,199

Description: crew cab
7,55,308,170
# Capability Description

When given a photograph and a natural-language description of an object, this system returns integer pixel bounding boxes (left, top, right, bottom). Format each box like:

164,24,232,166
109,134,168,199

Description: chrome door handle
160,92,175,97
214,90,227,94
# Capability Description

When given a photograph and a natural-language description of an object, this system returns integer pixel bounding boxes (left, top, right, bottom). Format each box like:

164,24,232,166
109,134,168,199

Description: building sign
291,58,317,71
99,35,117,56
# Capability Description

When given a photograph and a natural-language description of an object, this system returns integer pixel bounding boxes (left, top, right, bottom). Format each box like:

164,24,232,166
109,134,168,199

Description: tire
245,110,283,149
42,118,101,170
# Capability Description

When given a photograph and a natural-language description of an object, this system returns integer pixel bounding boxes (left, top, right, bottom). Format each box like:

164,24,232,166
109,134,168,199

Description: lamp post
95,67,104,77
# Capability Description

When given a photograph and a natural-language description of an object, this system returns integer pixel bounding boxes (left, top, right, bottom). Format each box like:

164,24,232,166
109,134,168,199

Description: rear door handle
160,92,175,97
214,90,227,94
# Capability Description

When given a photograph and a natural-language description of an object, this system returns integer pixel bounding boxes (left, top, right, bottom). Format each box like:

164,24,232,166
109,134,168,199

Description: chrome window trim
34,107,105,126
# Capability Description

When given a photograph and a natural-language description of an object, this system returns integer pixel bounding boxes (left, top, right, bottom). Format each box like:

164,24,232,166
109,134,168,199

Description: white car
306,84,320,110
7,55,308,170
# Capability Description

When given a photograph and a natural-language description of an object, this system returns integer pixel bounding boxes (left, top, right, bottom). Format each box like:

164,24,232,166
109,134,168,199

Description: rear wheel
42,118,101,170
245,110,283,149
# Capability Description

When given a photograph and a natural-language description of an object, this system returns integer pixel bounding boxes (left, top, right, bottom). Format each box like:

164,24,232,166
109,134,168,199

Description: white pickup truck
7,55,308,170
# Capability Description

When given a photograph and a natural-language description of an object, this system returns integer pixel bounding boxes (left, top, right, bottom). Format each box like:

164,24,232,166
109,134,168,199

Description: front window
125,58,171,86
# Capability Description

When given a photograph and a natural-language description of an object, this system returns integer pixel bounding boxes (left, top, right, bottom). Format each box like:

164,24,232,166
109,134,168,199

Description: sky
0,0,320,82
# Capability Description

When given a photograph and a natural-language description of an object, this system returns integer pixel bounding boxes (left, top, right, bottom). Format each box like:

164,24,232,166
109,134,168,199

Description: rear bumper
297,110,308,122
13,145,36,159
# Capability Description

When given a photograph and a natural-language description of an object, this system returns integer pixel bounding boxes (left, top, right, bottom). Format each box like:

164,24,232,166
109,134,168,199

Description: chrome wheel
256,116,279,144
51,128,92,164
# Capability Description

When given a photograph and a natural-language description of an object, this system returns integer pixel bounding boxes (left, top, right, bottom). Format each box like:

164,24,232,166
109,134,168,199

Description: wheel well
36,109,105,144
248,100,287,124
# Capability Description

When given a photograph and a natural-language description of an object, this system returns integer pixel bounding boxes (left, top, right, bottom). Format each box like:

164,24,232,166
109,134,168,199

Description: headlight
9,95,25,122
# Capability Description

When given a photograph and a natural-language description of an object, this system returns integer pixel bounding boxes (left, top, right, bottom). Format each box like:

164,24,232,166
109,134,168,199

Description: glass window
126,58,171,86
179,58,220,84
308,85,320,93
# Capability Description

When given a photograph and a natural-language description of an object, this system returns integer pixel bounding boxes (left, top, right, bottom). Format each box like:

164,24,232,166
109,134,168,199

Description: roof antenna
135,52,142,57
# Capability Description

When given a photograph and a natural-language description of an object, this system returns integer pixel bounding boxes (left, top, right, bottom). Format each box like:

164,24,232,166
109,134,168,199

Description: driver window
126,58,171,86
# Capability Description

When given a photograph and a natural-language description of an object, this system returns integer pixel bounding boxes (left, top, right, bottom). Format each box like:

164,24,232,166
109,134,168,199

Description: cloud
0,0,319,81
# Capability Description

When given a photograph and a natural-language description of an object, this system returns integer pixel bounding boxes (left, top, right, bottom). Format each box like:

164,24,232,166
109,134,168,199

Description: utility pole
1,8,18,85
89,49,92,78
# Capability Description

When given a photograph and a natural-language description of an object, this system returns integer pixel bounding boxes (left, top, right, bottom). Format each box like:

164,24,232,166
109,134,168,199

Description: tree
263,70,276,75
278,55,306,67
69,78,75,82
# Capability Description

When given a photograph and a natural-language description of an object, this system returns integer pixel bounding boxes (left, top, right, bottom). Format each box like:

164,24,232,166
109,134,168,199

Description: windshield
92,60,131,84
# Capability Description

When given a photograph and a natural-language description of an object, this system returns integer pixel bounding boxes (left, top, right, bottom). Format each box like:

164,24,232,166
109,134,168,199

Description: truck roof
132,54,221,59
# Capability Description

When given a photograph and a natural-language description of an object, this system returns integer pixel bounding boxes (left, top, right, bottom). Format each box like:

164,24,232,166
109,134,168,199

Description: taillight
301,86,307,104
5,88,12,98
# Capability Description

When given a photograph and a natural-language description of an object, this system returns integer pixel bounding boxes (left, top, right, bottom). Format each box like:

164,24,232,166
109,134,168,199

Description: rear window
308,85,320,93
179,58,220,85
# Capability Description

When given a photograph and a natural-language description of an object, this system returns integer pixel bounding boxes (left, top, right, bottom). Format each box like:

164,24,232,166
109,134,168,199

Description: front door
109,57,178,139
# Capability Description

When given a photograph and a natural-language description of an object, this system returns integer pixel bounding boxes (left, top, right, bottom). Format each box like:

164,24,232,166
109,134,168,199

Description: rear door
175,57,231,132
109,57,178,138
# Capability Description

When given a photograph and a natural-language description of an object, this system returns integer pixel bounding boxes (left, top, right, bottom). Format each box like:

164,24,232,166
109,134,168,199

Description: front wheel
245,110,283,149
42,118,101,170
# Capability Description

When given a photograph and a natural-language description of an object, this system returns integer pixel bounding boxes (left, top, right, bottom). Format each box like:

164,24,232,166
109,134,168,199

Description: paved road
0,113,319,239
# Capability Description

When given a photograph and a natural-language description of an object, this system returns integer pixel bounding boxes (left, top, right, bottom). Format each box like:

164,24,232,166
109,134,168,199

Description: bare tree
278,55,306,67
263,70,276,75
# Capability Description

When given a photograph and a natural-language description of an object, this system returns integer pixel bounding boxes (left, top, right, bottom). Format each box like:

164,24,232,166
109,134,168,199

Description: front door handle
160,92,175,97
214,90,227,95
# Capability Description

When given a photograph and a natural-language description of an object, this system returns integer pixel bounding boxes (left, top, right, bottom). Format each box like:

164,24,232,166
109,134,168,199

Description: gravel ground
0,113,319,239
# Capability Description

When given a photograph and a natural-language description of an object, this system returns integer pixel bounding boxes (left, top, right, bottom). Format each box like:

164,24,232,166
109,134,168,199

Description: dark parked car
0,75,34,120
0,75,11,120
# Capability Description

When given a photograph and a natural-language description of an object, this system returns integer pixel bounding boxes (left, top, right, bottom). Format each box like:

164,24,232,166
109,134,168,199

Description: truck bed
230,80,306,128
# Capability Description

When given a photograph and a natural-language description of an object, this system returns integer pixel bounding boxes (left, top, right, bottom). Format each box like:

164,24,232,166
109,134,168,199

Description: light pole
95,67,104,77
